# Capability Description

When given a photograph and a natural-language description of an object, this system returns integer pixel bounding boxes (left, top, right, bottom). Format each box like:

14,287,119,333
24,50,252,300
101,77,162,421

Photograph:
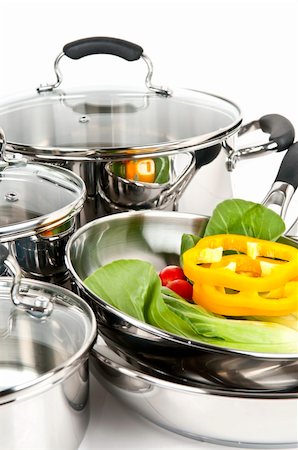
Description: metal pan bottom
91,337,298,449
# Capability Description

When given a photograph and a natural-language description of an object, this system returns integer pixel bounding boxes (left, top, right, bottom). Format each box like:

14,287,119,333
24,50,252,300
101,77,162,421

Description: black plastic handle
63,37,143,61
259,114,295,152
0,244,9,266
274,141,298,189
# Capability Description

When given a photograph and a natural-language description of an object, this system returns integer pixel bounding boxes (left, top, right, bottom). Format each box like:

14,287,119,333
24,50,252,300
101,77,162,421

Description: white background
0,1,297,449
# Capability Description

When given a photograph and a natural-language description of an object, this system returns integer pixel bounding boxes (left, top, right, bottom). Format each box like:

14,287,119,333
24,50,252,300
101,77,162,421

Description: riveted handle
63,37,143,61
226,114,295,171
259,114,295,153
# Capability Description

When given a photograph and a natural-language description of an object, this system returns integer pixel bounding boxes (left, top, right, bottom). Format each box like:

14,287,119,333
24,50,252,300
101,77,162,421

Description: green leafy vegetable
203,199,285,241
84,259,298,353
84,259,160,322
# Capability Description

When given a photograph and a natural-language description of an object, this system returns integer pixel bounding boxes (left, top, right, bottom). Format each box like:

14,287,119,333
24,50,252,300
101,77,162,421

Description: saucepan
0,37,295,223
65,142,298,392
0,244,97,450
0,129,86,281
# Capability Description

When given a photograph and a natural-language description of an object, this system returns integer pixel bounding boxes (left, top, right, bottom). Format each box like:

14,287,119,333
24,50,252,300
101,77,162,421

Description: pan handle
37,36,171,96
225,114,295,171
262,141,298,220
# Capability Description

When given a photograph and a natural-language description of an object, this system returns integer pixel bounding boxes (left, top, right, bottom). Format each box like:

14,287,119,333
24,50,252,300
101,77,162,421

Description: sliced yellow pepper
183,234,298,292
192,281,298,316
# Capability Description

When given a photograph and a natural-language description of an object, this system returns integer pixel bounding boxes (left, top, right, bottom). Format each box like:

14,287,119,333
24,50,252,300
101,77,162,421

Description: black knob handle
63,37,143,61
259,114,295,152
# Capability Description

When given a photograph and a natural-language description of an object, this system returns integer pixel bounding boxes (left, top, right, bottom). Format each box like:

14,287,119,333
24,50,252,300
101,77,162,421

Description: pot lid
0,247,97,404
0,152,86,241
0,37,242,160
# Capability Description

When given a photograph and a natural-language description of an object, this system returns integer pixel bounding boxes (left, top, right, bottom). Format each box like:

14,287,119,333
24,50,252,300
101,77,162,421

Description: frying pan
65,142,298,391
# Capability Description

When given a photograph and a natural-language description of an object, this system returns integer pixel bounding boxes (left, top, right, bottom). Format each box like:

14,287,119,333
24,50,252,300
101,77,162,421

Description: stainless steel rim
91,338,298,399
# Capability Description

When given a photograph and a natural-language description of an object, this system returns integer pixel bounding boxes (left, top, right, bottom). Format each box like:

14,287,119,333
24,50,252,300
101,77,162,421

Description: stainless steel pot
0,245,97,450
91,336,298,448
0,129,86,281
65,142,298,392
0,37,295,223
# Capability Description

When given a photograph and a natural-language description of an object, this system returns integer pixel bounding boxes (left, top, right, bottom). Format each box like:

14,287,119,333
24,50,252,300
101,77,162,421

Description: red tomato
159,265,186,286
167,279,193,301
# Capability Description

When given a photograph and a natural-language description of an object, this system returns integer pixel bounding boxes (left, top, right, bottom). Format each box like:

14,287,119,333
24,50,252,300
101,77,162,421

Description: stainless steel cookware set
0,36,297,449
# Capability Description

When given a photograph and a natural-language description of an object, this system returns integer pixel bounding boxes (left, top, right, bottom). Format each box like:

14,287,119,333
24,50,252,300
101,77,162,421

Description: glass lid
0,36,243,160
0,161,86,241
0,270,96,404
0,87,242,160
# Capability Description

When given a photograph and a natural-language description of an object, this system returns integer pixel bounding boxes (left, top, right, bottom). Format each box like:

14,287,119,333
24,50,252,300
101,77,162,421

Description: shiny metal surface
11,222,76,280
0,277,97,450
65,210,298,391
98,152,195,210
91,337,298,448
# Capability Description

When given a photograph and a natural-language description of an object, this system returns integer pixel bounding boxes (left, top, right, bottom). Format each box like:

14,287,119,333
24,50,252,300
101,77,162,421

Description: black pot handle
226,114,295,171
274,141,298,189
38,36,170,96
262,141,298,220
63,37,143,61
259,114,295,153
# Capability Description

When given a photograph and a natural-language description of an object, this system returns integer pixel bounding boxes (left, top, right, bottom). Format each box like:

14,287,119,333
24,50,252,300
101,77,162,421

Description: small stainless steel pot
0,37,295,223
0,245,97,450
91,336,298,448
65,142,298,392
0,129,86,281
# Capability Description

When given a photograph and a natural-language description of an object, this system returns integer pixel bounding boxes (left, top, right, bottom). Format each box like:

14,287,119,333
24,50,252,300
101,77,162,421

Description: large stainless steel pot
0,245,97,450
0,129,86,281
0,37,295,223
91,336,298,448
65,143,298,392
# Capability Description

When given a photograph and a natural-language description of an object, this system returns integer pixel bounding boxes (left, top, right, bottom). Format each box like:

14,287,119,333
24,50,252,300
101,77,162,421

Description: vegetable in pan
84,199,298,353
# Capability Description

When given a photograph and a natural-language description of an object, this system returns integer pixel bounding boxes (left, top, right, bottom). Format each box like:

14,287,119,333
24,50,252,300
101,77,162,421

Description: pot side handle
225,114,295,171
259,114,295,153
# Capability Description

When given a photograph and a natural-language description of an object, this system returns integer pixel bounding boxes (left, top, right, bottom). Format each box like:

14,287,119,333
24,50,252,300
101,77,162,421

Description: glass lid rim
0,86,242,159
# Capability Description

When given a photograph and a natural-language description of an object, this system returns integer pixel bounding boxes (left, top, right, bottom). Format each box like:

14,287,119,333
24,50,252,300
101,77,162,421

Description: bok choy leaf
84,259,298,354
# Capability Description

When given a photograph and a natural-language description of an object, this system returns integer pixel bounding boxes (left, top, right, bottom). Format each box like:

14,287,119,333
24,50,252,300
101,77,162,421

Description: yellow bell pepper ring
183,234,298,292
192,281,298,317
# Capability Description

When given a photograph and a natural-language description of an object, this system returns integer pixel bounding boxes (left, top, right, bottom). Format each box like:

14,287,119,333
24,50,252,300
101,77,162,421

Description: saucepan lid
0,244,97,404
0,37,242,160
0,130,86,241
